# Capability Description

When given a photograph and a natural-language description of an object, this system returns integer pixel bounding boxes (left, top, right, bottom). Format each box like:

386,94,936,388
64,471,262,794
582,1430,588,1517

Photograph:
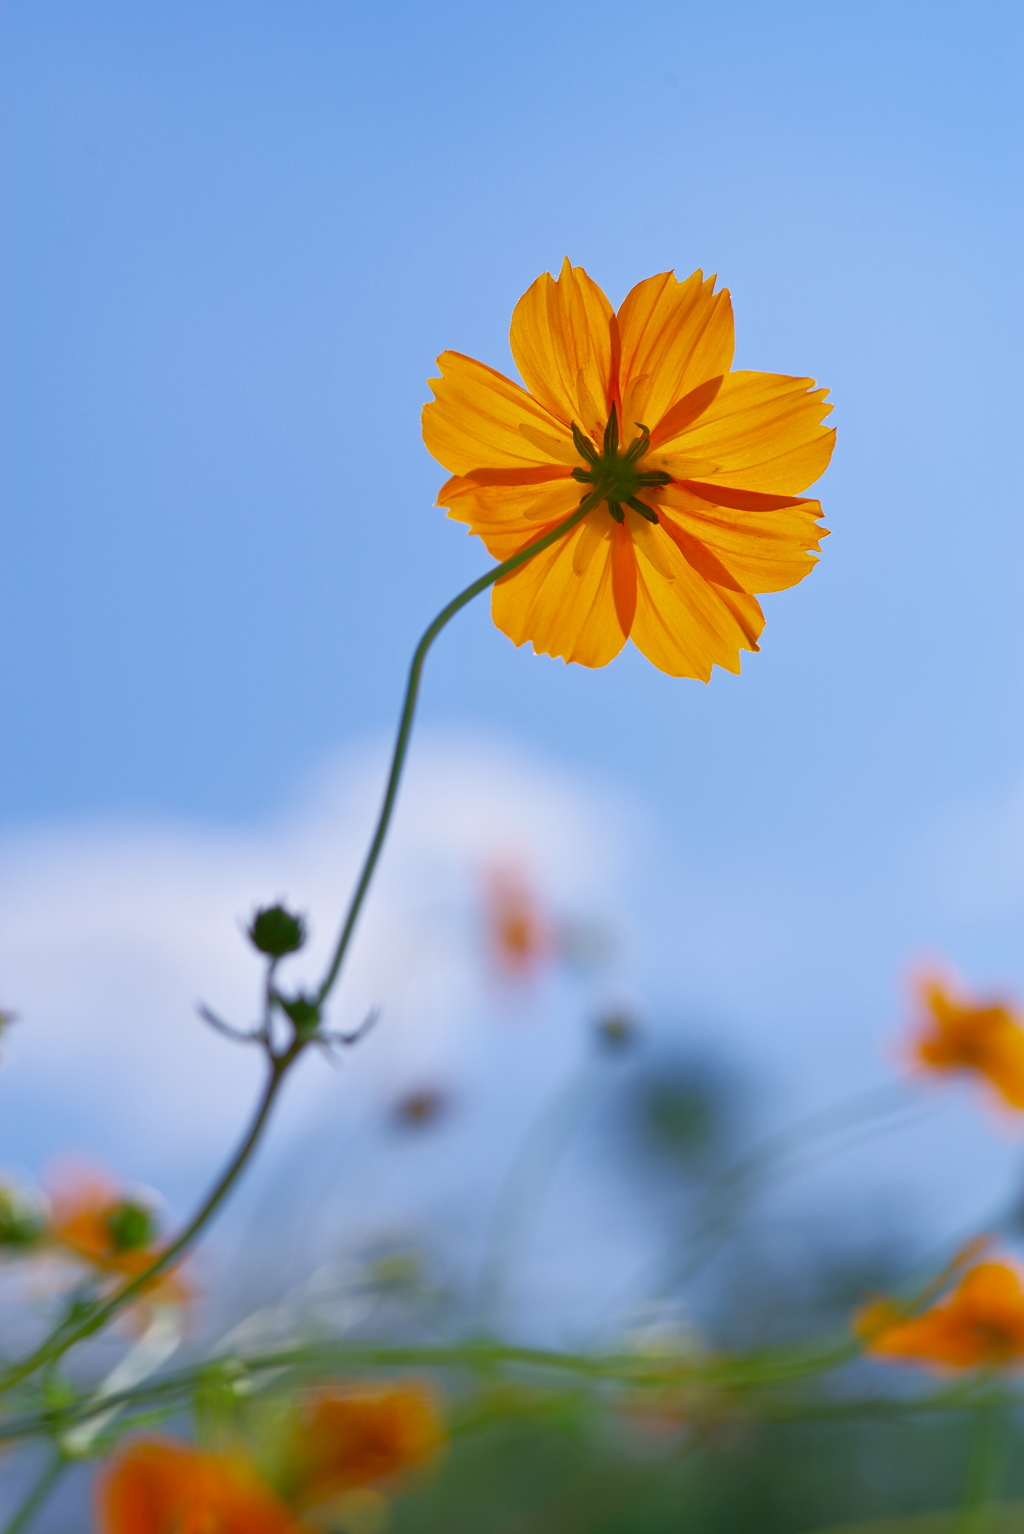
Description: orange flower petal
423,351,574,475
652,371,835,495
491,517,628,668
630,522,765,679
860,1260,1024,1372
285,1386,444,1508
656,484,827,595
911,975,1024,1109
509,259,615,438
96,1440,301,1534
438,474,582,561
617,271,734,434
982,1029,1024,1108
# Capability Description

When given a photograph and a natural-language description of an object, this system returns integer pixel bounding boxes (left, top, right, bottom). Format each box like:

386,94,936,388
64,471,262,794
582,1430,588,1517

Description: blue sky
1,2,1023,1248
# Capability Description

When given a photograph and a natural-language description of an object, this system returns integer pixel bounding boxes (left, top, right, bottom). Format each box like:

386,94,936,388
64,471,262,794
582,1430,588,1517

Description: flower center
570,404,672,525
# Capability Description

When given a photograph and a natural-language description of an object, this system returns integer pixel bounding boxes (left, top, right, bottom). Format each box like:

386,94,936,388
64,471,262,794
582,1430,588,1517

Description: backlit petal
438,475,582,561
656,483,827,594
492,518,627,668
617,271,734,432
423,351,574,474
653,371,835,495
630,528,764,680
510,260,615,439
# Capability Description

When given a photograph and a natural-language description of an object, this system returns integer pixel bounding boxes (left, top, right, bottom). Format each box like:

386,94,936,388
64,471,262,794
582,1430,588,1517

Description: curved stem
0,1055,292,1394
0,502,590,1398
315,502,592,1006
2,1453,67,1534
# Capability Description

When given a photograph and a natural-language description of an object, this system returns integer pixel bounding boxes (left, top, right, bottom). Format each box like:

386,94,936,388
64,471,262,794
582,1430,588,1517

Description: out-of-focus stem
0,501,591,1401
0,1052,294,1394
1,1453,67,1534
955,1401,1006,1534
476,1058,606,1331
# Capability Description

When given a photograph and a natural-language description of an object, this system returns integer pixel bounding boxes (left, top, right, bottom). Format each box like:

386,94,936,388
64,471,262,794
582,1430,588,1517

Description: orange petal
980,1028,1024,1108
616,271,734,433
491,516,628,668
423,351,575,475
652,370,835,495
656,484,827,595
509,259,615,438
959,1261,1024,1317
610,520,637,633
96,1440,301,1534
629,526,764,680
438,474,582,562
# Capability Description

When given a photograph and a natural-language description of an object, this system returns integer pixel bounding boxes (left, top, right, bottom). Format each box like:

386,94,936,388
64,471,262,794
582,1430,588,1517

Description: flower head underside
422,261,835,679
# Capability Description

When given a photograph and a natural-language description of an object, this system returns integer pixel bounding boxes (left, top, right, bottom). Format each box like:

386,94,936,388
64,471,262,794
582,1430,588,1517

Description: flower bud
281,994,321,1034
0,1183,47,1248
106,1199,157,1253
248,904,306,958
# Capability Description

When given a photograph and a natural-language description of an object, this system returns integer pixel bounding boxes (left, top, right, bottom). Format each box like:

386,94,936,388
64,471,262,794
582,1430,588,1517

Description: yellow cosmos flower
422,261,835,679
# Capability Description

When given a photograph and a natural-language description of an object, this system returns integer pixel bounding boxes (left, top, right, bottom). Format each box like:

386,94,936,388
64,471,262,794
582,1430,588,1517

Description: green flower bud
106,1199,157,1253
280,994,320,1034
0,1184,47,1249
248,904,306,958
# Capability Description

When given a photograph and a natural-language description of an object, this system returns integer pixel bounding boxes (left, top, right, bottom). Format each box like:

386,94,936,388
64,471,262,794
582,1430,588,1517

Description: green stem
955,1401,1006,1534
0,1054,292,1394
315,502,592,1006
2,1453,67,1534
0,503,591,1399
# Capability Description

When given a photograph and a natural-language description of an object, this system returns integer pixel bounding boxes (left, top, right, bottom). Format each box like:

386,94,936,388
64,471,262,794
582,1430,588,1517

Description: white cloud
0,731,1018,1301
0,734,634,1199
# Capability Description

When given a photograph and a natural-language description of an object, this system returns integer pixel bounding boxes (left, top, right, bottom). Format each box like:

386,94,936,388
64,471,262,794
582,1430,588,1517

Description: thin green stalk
0,503,591,1400
955,1402,1007,1534
0,1054,292,1394
315,501,593,1006
664,1082,920,1290
0,1334,1007,1449
1,1453,67,1534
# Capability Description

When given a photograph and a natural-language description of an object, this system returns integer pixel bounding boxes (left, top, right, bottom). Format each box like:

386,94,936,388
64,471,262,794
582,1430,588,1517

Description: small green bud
248,904,306,958
106,1199,157,1253
0,1185,46,1249
280,994,321,1034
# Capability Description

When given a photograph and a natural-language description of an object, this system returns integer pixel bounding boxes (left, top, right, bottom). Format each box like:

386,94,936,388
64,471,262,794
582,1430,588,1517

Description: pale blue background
1,2,1023,1216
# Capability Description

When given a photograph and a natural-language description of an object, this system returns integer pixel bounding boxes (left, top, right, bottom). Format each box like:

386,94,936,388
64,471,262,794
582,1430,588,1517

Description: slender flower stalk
0,1454,68,1534
0,505,591,1399
313,502,591,1005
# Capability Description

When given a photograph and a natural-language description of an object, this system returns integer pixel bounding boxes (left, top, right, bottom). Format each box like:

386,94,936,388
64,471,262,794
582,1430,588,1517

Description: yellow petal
625,510,676,580
616,271,734,432
656,483,827,594
630,526,764,680
423,351,574,475
438,474,582,561
509,260,615,439
491,518,628,668
572,512,610,575
654,371,835,495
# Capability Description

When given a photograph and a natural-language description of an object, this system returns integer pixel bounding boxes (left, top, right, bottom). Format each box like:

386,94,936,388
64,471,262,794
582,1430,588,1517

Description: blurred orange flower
856,1258,1024,1372
279,1384,444,1513
483,866,555,979
96,1438,302,1534
909,974,1024,1109
48,1166,187,1307
422,261,834,679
